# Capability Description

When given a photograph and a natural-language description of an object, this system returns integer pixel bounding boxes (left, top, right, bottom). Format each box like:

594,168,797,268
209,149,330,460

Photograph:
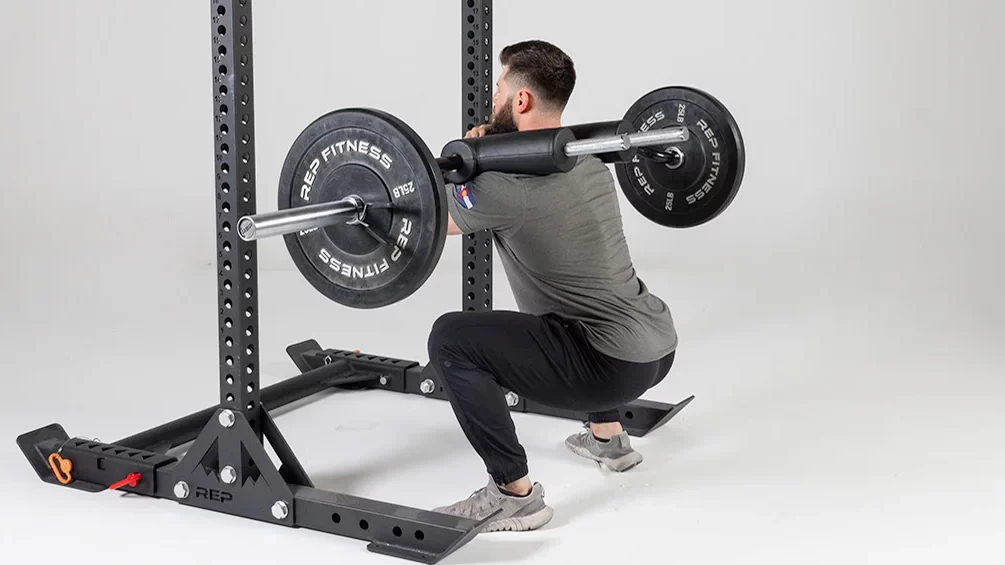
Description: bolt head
505,392,520,407
174,481,190,499
420,379,435,394
218,409,236,428
272,500,289,520
220,466,237,484
379,376,388,386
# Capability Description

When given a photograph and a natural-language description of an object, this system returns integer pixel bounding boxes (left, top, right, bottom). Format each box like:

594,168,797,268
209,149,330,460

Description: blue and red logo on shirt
454,184,476,209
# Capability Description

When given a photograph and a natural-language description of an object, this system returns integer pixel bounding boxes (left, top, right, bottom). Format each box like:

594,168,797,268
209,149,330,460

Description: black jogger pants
426,310,675,485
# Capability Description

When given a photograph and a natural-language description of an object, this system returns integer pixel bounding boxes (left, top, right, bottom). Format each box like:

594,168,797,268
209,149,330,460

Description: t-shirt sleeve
446,171,527,235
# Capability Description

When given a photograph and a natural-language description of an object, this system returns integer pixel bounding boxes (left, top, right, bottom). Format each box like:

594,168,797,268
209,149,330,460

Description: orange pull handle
48,453,73,485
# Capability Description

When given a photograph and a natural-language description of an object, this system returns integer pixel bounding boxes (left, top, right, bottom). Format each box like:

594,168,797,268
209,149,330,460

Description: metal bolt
220,466,237,484
505,392,520,407
420,379,435,394
379,376,388,386
272,500,289,520
219,409,235,428
174,481,190,499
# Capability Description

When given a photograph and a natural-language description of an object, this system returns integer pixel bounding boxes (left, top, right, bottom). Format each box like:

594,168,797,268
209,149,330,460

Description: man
427,40,678,532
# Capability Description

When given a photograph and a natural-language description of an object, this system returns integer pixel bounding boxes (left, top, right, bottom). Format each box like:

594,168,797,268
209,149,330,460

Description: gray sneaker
565,424,643,471
432,478,554,532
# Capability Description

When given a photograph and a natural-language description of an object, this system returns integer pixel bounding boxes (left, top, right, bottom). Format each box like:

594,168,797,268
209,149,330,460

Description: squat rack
16,2,692,562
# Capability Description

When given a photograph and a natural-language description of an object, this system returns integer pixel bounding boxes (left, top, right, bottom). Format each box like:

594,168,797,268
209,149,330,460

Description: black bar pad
566,120,637,164
440,128,577,184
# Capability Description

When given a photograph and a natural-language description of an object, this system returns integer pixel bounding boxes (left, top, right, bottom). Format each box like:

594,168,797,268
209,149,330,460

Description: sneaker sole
483,505,554,532
566,442,643,472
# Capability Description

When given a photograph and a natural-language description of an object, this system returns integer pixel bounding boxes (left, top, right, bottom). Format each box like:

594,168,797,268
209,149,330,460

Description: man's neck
519,114,562,131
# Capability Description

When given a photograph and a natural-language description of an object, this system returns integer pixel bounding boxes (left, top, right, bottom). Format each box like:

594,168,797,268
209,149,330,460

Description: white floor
1,258,1002,565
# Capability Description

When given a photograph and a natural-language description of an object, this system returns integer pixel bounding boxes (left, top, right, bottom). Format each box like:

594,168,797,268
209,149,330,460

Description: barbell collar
563,125,689,157
238,196,364,242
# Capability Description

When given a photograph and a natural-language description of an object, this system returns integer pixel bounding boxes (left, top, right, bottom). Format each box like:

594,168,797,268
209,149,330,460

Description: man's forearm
447,212,463,236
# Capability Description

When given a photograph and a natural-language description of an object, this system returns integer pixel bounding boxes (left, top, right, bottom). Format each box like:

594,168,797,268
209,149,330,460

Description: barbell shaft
240,125,691,243
563,126,689,157
436,154,465,172
238,196,362,242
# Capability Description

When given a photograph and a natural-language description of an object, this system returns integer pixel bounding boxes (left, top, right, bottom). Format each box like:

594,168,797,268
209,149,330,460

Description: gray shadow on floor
442,538,550,564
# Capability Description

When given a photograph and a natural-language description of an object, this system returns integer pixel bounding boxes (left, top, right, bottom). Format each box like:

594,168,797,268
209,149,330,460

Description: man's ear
516,89,533,114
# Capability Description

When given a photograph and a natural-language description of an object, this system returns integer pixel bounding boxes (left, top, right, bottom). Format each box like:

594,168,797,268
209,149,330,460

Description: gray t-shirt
446,154,678,363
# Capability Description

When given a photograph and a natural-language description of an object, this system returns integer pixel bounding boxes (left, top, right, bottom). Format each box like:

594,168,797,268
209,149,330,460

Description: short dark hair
499,40,576,113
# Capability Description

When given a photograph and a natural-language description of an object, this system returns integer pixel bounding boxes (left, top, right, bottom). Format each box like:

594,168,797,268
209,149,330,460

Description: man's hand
465,124,490,139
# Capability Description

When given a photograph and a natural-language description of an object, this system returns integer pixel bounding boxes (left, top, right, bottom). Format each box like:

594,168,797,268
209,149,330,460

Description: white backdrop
1,1,1001,333
1,1,1003,564
2,1,1002,297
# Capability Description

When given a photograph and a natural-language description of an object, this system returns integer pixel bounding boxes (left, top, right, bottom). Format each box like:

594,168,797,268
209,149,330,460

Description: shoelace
454,487,501,514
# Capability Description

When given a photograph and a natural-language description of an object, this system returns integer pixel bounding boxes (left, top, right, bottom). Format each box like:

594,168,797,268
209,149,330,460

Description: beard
485,98,518,135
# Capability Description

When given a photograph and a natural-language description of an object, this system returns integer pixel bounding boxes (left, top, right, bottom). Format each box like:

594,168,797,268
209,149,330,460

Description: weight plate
278,108,446,309
615,86,745,228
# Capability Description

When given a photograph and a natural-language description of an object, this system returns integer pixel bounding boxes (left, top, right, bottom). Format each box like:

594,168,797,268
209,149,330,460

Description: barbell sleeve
237,196,362,242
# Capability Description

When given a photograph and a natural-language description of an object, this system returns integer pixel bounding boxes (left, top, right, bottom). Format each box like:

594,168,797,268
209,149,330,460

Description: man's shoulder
465,156,612,194
469,170,530,189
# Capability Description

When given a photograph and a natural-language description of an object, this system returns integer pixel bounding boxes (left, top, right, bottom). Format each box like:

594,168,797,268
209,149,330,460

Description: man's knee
427,311,468,364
